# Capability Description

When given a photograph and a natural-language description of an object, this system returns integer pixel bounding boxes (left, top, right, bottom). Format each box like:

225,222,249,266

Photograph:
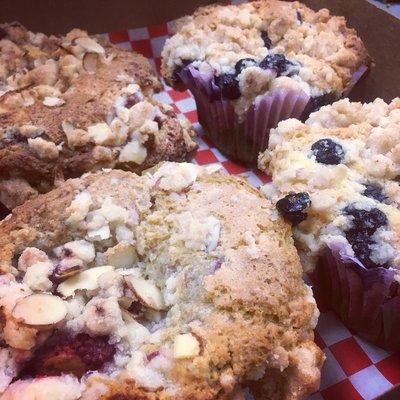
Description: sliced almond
75,37,105,54
118,296,134,309
124,276,166,311
106,242,137,269
57,265,114,297
173,333,200,359
82,52,99,74
12,294,67,327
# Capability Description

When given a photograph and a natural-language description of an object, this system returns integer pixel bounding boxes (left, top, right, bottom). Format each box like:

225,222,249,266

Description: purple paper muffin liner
178,64,368,165
313,242,400,351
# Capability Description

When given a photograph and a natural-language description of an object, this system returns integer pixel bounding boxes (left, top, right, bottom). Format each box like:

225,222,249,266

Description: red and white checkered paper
105,3,400,398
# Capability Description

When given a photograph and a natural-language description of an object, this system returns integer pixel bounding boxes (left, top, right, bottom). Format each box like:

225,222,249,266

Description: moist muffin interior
0,23,197,209
259,98,400,273
161,0,370,115
0,164,323,400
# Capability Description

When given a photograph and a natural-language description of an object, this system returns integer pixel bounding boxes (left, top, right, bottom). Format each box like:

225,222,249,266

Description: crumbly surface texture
0,164,323,400
258,98,400,273
0,24,197,209
161,0,370,113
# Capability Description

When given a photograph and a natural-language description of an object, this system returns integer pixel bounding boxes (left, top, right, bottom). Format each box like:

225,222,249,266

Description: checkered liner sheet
104,6,399,400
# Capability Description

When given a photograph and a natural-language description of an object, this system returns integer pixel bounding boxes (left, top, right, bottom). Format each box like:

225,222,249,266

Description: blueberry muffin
0,164,323,400
0,24,197,209
161,0,371,165
258,98,400,350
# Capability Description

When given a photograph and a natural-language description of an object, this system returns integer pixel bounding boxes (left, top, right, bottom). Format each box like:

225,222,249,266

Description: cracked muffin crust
161,0,371,116
0,24,197,209
0,164,323,400
258,98,400,273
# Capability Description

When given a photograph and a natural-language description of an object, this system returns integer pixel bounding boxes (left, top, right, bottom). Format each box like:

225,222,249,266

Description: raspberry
21,333,116,378
260,31,272,49
311,138,345,165
276,192,311,226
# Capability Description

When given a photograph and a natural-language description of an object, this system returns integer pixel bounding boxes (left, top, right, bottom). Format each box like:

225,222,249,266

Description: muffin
0,23,197,210
0,163,323,400
161,0,371,165
258,98,400,350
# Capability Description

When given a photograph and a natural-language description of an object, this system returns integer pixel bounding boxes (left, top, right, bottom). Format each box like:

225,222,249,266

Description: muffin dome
162,0,370,115
0,163,322,399
259,98,400,350
0,24,197,209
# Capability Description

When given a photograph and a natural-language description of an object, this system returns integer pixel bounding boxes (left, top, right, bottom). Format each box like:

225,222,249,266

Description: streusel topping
162,0,370,113
0,164,322,400
259,98,400,273
0,24,197,209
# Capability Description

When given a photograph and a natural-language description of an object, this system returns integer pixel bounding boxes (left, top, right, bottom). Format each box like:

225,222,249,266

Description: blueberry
214,73,241,100
171,59,192,85
345,230,379,269
311,138,344,165
363,183,387,203
0,28,6,40
259,54,293,76
234,58,257,74
296,11,303,24
276,192,311,226
344,205,387,235
260,31,272,49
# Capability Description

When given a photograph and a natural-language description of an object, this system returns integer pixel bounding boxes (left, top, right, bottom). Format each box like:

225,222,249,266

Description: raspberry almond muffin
0,163,323,400
259,98,400,350
161,0,371,165
0,24,197,210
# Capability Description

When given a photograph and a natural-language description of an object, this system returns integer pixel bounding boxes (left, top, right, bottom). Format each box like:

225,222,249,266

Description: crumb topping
0,24,197,209
0,165,322,399
162,0,370,114
259,98,400,272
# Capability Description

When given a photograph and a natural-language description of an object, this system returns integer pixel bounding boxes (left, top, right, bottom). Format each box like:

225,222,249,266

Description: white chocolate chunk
88,123,116,146
66,191,93,224
63,240,95,263
119,140,147,164
173,333,200,359
42,96,65,107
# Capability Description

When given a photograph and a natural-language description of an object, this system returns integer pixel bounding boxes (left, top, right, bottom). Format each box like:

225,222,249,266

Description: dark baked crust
0,24,197,209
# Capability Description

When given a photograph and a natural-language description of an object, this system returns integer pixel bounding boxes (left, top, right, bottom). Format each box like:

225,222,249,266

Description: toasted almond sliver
125,276,166,311
82,52,99,74
12,294,67,327
75,37,105,54
57,265,114,297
